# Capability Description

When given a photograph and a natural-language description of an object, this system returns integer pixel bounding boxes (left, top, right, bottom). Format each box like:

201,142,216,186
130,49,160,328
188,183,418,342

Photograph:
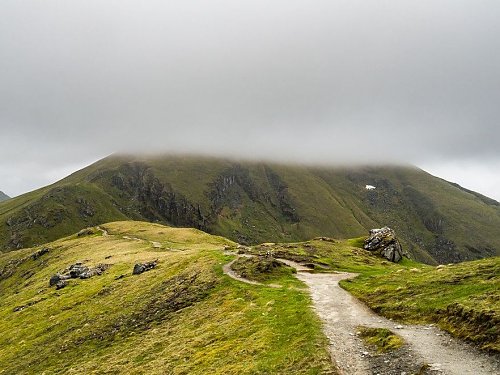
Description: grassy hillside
1,154,499,264
0,221,334,374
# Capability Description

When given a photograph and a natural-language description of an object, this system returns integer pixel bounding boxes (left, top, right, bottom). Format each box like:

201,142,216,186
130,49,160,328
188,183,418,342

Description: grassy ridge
0,221,335,374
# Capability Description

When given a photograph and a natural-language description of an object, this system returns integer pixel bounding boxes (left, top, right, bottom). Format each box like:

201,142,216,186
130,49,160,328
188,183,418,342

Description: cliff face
1,154,500,264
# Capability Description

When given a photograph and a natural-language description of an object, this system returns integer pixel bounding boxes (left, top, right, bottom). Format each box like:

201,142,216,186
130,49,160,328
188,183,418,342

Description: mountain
1,154,499,264
0,191,9,202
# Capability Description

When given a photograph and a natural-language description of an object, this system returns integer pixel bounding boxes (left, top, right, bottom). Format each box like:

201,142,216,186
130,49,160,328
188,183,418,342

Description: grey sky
1,1,499,200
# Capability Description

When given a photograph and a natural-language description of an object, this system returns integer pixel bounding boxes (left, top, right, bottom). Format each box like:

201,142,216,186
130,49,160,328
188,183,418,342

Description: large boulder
364,227,404,262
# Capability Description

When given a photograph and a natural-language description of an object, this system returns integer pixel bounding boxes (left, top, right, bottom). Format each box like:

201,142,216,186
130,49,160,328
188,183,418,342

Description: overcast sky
1,1,499,200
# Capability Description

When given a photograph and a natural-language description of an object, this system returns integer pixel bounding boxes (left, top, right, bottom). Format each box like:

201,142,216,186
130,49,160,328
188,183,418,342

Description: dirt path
296,271,500,375
222,257,262,286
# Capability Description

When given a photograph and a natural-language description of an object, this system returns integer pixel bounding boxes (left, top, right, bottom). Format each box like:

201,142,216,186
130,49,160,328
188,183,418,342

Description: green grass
357,326,404,353
0,221,335,374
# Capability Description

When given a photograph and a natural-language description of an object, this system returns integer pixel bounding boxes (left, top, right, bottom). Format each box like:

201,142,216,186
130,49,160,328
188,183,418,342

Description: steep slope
0,191,9,202
0,221,334,374
1,154,500,264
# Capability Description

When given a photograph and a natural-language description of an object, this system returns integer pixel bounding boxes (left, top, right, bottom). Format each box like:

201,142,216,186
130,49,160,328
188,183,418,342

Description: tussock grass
230,256,296,283
357,326,404,353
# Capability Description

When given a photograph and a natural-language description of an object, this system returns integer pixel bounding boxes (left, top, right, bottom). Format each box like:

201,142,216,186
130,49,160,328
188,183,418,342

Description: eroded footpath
297,271,500,375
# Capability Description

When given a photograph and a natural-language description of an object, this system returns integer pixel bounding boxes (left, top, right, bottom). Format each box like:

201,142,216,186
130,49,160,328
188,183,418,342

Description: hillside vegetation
0,221,334,374
1,154,500,264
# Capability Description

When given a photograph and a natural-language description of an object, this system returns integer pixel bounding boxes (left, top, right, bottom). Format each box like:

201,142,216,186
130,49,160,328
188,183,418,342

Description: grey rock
49,273,70,286
133,260,158,275
55,280,68,290
31,247,50,260
79,264,110,279
364,227,404,263
69,263,89,278
50,263,110,287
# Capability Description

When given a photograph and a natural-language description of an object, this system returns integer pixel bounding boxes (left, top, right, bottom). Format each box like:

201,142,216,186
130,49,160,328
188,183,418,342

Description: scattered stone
79,264,110,279
55,280,68,290
364,227,404,262
69,263,89,278
395,325,404,329
49,273,70,286
133,260,158,275
49,262,110,288
31,247,50,260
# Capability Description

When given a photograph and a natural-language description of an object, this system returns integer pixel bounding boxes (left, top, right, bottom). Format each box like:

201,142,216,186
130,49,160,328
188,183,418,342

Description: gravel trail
296,271,500,375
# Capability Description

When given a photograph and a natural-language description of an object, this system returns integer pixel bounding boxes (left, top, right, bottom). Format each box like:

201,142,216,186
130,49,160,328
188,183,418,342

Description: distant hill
0,191,9,202
1,154,499,264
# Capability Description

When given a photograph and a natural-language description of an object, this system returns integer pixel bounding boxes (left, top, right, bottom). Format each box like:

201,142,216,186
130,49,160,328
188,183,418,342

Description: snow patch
365,185,376,190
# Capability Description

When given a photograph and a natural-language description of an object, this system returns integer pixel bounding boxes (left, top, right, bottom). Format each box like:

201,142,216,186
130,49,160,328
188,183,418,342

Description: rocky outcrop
31,247,50,260
364,227,404,262
111,162,208,230
49,262,110,289
133,260,158,275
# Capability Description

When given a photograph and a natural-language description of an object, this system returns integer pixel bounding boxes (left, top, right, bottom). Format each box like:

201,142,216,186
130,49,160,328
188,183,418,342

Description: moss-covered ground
356,326,404,353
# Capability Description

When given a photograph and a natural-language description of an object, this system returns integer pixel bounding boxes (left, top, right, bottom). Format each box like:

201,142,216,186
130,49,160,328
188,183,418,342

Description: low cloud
1,1,499,199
